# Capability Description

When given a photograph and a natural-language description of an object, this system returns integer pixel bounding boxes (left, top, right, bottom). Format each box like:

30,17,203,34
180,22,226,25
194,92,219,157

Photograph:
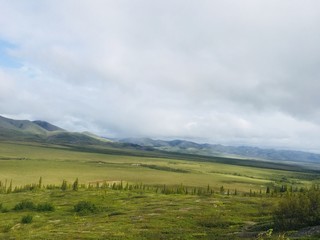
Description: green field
0,142,315,191
0,187,277,240
0,141,320,239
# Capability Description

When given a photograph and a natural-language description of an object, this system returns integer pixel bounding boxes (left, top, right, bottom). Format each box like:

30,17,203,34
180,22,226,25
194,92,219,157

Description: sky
0,1,320,152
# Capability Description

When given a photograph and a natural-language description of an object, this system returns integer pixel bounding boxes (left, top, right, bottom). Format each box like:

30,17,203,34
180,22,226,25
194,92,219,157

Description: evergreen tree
38,177,42,189
61,180,67,191
220,186,225,194
72,178,79,191
266,186,270,194
7,180,12,194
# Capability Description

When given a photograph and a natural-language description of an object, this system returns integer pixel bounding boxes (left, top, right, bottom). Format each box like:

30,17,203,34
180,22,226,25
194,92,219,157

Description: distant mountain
33,120,65,131
0,115,110,145
0,115,50,135
119,138,320,163
2,115,320,164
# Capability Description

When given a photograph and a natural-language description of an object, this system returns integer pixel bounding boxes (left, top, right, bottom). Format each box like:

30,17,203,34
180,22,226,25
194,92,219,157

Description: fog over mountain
2,114,320,166
1,1,320,152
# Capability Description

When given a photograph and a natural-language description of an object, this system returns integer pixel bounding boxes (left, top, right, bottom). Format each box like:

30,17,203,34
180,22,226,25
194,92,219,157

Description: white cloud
0,0,320,151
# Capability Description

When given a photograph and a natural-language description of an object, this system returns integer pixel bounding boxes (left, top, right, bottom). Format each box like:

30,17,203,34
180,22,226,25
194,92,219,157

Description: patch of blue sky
0,39,22,68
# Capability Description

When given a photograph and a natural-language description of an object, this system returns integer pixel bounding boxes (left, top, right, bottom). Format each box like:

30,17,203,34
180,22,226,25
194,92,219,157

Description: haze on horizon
0,1,320,152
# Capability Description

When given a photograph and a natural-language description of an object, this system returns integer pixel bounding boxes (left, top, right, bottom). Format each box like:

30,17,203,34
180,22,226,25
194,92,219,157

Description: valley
0,140,320,239
1,116,320,239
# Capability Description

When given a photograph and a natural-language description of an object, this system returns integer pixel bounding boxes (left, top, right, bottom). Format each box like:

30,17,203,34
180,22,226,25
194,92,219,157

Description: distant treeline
2,178,320,232
0,177,316,198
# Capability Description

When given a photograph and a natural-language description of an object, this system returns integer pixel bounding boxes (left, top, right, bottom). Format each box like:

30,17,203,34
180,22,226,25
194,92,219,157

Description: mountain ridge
0,115,109,145
119,137,320,163
32,120,65,132
1,115,320,164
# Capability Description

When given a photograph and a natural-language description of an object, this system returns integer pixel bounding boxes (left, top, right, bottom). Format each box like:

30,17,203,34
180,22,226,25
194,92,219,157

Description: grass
0,140,320,239
0,188,275,239
0,141,316,192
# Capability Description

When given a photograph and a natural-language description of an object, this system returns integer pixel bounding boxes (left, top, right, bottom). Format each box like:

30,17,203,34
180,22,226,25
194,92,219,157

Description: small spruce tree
61,180,67,191
38,177,42,189
220,185,225,194
72,178,79,191
7,180,12,194
266,186,270,194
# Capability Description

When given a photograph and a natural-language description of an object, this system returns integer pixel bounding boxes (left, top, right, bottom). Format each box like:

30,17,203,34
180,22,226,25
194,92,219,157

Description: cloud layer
1,0,320,151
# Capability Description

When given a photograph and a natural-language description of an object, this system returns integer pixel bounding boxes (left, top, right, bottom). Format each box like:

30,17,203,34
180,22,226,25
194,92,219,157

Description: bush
274,189,320,230
21,214,33,224
36,202,55,212
74,201,98,214
13,200,35,211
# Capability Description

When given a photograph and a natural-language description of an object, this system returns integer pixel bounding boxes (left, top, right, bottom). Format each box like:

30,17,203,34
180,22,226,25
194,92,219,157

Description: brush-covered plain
1,141,320,239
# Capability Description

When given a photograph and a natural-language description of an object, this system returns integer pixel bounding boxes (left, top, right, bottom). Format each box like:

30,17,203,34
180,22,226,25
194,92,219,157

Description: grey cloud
0,0,320,151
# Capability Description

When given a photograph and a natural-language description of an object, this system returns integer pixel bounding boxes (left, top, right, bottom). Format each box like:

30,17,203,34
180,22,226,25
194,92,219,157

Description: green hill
0,115,108,145
0,115,48,135
32,120,65,131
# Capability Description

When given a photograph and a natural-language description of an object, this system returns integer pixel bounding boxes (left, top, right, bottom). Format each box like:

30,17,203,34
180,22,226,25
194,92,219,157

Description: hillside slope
119,138,320,163
0,115,105,145
2,115,320,165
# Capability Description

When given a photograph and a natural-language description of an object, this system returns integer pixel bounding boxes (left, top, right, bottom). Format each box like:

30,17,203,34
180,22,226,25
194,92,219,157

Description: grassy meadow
0,187,276,240
1,141,320,239
0,141,314,191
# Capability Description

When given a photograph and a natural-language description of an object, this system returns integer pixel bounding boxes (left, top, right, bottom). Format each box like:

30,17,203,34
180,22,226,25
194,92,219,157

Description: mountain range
0,115,109,145
119,139,320,164
1,115,320,164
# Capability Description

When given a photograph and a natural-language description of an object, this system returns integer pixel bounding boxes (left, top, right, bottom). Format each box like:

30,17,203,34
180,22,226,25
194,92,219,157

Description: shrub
274,189,320,230
36,202,55,212
21,214,33,224
13,200,35,211
74,201,98,214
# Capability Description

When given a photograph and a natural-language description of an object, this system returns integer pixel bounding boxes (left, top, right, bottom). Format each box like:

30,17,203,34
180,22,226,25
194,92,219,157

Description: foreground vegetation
0,185,279,239
1,183,320,239
1,141,320,239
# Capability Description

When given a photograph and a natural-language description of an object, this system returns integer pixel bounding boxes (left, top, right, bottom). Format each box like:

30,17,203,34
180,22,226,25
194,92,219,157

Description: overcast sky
0,1,320,152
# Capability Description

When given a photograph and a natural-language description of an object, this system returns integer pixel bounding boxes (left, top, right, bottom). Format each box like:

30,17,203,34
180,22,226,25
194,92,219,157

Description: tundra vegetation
0,141,320,239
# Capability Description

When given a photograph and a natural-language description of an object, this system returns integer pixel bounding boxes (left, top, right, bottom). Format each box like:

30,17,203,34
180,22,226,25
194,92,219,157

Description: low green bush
74,201,98,214
36,202,55,212
274,189,320,230
13,200,55,212
21,214,33,224
13,200,35,211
